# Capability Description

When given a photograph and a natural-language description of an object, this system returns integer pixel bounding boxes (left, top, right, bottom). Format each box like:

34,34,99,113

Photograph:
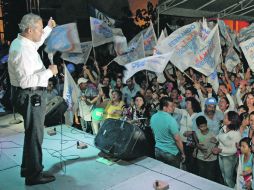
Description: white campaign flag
218,20,232,45
228,29,240,52
63,65,80,113
240,38,254,72
163,27,168,37
45,23,82,53
94,7,116,27
218,20,240,52
123,53,172,83
153,30,166,55
143,23,157,56
156,22,221,76
61,41,92,64
127,23,157,56
156,72,166,83
113,35,128,56
158,30,166,44
90,17,114,47
201,18,211,40
225,46,240,72
114,34,145,65
239,23,254,43
202,19,219,92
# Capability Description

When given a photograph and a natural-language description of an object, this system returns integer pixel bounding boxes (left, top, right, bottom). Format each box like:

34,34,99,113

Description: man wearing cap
8,13,58,185
75,77,100,134
193,97,224,135
75,77,91,133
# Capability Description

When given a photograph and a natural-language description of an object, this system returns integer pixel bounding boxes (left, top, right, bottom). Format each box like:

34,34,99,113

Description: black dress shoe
21,170,52,178
25,173,55,186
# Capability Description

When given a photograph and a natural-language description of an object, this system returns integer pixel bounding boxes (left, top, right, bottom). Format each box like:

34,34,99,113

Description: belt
13,86,46,91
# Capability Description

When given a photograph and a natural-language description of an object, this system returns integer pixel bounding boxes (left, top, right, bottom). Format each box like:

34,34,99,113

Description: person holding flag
8,13,58,186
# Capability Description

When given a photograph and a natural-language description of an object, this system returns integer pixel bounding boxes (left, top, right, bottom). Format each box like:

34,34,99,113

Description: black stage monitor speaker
45,96,68,127
94,118,149,160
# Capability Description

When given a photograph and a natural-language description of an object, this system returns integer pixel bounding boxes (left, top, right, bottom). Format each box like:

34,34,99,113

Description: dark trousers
183,142,196,174
155,147,181,168
80,119,93,134
12,87,46,178
196,159,218,182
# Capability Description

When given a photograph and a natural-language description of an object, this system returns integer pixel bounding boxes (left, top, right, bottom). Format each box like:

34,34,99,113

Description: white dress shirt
8,26,53,88
174,108,198,142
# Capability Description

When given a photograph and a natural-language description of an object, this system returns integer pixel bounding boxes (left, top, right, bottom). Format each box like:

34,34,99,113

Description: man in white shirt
8,13,58,186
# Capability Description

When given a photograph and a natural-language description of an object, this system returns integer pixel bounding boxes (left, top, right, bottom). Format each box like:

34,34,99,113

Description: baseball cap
77,77,88,85
205,97,217,105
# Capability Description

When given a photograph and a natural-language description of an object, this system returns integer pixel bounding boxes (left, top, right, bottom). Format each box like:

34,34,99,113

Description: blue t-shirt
151,111,180,155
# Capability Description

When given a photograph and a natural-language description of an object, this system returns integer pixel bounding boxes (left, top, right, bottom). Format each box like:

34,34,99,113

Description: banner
45,23,82,53
156,23,221,76
63,65,80,113
61,41,92,64
114,34,145,65
123,53,172,83
240,37,254,72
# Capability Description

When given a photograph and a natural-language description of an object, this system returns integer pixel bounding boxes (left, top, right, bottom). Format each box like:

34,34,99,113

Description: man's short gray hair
18,13,42,33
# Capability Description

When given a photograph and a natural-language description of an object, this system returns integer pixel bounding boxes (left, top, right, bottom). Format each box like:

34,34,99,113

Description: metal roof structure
158,0,254,21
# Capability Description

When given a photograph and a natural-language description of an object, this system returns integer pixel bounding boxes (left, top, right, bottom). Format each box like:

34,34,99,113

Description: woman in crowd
243,92,254,114
114,77,124,91
239,112,250,138
235,137,253,190
125,93,150,130
150,91,160,115
104,90,124,120
212,111,241,188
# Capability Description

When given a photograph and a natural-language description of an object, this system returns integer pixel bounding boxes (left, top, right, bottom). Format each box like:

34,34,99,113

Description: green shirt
151,111,180,155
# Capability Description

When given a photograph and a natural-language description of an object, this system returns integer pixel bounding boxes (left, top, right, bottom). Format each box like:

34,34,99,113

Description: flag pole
183,71,194,82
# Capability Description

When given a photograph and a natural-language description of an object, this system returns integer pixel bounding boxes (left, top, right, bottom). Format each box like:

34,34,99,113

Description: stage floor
0,113,231,190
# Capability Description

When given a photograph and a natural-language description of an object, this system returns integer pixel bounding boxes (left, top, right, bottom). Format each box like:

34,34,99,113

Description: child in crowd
239,112,250,138
236,137,253,190
195,116,218,181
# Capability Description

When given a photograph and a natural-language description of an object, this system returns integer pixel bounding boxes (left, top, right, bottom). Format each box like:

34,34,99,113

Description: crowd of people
48,48,254,189
2,12,254,189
